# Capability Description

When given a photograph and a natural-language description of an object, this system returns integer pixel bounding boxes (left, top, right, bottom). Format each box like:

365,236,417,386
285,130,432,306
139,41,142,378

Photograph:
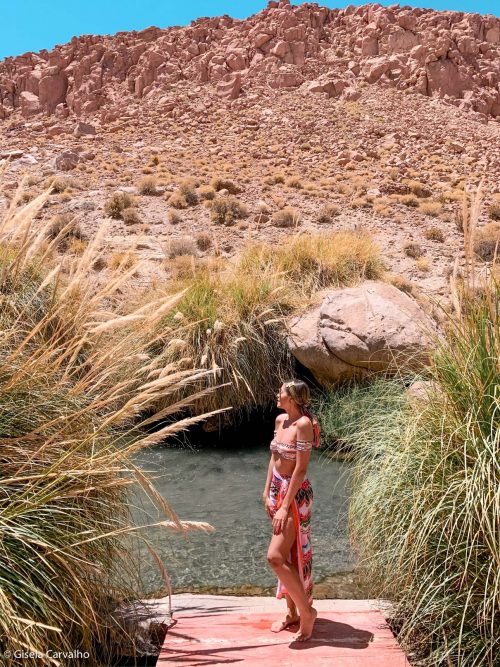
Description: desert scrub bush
47,213,86,251
386,274,416,295
415,257,429,272
166,236,197,259
404,242,424,259
317,204,341,224
399,194,420,207
210,196,248,226
488,203,500,220
272,206,301,228
168,209,182,225
351,196,372,209
210,176,241,194
108,249,138,271
473,221,500,261
168,190,189,209
197,185,216,201
168,178,199,208
402,179,432,198
285,176,303,189
196,232,212,251
121,207,142,225
138,175,158,195
419,200,443,217
104,191,136,219
67,237,88,255
0,182,219,667
166,254,198,279
423,226,444,242
46,176,71,193
179,177,199,205
264,172,285,185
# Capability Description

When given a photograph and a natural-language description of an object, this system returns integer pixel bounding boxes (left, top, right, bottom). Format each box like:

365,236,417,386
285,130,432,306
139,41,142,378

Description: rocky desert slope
1,0,499,306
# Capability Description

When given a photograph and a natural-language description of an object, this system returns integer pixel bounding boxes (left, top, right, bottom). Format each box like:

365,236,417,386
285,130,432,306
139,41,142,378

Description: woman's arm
262,452,276,501
263,414,284,499
280,418,314,512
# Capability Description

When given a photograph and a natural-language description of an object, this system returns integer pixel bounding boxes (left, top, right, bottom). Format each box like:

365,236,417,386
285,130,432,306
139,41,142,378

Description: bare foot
292,606,317,641
270,611,300,633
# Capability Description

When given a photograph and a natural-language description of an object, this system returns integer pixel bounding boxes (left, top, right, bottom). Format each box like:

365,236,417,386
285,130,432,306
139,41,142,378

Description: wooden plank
158,608,411,666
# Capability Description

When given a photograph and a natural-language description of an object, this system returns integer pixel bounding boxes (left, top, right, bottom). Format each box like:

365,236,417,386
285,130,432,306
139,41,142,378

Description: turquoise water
129,443,355,594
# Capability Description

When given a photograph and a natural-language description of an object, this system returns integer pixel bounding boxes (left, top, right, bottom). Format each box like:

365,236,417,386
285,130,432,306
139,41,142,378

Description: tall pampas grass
348,180,499,666
129,228,385,423
0,180,227,666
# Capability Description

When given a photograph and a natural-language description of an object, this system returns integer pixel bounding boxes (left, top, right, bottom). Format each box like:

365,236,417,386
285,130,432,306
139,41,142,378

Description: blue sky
1,1,499,60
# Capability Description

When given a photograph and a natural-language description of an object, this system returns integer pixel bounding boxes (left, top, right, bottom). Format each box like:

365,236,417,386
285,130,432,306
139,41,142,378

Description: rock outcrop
1,3,499,121
287,281,438,386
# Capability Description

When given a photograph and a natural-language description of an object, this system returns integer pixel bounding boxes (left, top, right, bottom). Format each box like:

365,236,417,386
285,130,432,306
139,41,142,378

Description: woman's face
277,384,291,409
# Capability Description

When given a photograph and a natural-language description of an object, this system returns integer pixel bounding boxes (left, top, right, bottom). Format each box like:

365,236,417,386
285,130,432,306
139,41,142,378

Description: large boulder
20,91,40,117
287,281,438,386
216,72,242,100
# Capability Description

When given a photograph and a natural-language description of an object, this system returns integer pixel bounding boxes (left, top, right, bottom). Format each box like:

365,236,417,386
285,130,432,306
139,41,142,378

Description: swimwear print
268,466,314,605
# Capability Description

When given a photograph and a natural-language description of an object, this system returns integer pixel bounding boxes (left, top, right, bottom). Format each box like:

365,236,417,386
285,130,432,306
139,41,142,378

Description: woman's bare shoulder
274,413,286,428
296,415,314,437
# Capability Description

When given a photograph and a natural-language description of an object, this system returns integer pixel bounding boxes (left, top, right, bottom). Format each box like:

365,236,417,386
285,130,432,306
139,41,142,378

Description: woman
263,378,320,642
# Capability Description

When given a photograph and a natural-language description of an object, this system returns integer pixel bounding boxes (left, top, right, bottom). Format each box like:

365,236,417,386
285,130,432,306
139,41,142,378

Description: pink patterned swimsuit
268,429,314,605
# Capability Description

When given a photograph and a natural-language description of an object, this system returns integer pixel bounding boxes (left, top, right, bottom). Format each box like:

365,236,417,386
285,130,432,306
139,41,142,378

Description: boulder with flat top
287,280,438,386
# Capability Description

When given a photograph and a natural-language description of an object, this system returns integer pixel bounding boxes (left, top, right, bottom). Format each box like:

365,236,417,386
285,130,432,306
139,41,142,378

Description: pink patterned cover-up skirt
268,466,314,605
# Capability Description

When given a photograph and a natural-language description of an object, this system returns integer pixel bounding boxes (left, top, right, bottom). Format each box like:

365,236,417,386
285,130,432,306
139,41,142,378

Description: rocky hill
1,0,500,121
0,1,499,311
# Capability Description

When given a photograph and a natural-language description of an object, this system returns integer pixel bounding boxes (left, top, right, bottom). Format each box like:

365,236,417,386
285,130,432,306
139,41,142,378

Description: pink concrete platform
158,596,411,667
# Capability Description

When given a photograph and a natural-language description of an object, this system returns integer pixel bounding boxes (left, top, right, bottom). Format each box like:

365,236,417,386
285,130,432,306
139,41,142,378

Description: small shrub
265,173,285,185
168,210,182,225
403,179,432,198
488,203,500,220
473,222,500,261
108,250,137,271
47,176,70,193
196,232,212,251
352,197,372,209
317,204,341,223
168,191,188,209
47,213,86,250
166,254,197,279
67,237,88,255
179,182,198,206
404,242,424,259
167,237,197,258
400,194,420,207
211,176,241,194
424,226,444,242
122,207,142,225
138,176,158,195
104,192,135,219
198,185,216,201
272,206,301,228
415,257,429,272
419,201,443,217
210,197,248,226
285,176,303,189
387,274,415,295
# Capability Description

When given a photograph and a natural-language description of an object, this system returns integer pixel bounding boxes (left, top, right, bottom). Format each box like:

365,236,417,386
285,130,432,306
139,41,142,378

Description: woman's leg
267,513,316,640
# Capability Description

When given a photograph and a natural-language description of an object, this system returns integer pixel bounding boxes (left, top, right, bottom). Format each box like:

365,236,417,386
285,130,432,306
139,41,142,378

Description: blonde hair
283,379,320,448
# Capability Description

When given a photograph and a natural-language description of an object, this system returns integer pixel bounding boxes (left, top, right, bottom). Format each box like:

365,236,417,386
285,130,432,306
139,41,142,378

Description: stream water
129,440,355,596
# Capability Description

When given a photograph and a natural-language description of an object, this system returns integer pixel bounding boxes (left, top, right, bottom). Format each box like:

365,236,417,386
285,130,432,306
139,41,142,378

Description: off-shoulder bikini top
270,428,315,461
